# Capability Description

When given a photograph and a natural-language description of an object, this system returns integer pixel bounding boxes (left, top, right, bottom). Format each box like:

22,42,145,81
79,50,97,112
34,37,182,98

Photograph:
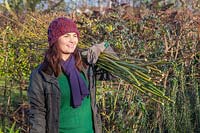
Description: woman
28,17,112,133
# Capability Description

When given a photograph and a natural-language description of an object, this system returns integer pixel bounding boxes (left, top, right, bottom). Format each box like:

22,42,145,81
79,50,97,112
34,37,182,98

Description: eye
63,35,69,37
73,34,77,37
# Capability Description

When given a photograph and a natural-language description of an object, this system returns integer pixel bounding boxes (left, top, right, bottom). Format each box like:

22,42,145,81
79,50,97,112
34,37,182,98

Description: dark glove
87,42,109,64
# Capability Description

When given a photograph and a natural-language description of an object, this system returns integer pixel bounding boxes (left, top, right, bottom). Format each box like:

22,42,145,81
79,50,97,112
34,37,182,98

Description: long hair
42,43,85,77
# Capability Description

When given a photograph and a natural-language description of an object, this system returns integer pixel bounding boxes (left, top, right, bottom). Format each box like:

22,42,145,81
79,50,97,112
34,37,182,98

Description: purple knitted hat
48,17,80,46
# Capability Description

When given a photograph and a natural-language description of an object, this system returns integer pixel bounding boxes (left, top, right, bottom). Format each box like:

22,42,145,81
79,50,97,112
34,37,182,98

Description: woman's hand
87,42,109,64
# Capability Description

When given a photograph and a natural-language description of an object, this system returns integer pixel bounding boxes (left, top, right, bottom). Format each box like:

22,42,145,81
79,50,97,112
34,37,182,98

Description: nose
68,35,76,42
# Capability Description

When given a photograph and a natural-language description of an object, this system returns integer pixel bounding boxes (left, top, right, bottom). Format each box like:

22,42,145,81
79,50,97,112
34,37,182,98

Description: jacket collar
38,63,58,84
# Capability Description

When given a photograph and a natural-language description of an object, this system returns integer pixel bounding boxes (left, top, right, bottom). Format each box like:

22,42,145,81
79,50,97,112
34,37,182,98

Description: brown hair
42,42,85,77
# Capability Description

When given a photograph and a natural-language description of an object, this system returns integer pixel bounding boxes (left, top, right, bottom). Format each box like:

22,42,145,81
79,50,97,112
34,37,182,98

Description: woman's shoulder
29,64,44,80
31,63,58,84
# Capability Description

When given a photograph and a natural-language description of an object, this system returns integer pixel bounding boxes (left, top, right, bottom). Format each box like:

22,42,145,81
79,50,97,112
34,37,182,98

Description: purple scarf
60,55,89,108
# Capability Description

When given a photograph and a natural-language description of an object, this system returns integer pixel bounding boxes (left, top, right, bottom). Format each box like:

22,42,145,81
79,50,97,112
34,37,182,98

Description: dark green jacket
27,63,107,133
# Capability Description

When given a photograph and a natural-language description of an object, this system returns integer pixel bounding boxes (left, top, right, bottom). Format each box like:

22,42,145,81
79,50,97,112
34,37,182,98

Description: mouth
66,45,75,49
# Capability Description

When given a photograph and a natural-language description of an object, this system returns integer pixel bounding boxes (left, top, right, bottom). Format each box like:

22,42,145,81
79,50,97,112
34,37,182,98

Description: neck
61,54,71,61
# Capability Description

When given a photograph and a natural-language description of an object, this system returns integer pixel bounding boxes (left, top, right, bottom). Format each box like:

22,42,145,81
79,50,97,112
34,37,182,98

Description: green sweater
57,73,94,133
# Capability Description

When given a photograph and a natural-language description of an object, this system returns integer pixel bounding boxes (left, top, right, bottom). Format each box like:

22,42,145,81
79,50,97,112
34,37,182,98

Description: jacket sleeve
27,70,46,133
80,47,117,81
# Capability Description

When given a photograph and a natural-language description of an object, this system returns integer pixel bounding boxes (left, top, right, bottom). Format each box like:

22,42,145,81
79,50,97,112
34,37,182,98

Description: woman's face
57,32,78,60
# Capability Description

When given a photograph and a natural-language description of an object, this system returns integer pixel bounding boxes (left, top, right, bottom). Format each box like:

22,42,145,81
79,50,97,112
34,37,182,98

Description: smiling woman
57,33,79,60
27,17,111,133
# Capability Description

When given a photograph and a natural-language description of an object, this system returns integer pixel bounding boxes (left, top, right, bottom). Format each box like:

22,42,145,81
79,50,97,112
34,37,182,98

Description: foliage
0,2,200,133
1,0,66,15
0,12,69,132
75,5,200,132
0,121,20,133
5,121,20,133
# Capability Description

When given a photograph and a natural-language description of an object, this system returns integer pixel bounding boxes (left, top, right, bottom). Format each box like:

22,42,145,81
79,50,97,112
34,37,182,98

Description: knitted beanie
48,17,80,46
